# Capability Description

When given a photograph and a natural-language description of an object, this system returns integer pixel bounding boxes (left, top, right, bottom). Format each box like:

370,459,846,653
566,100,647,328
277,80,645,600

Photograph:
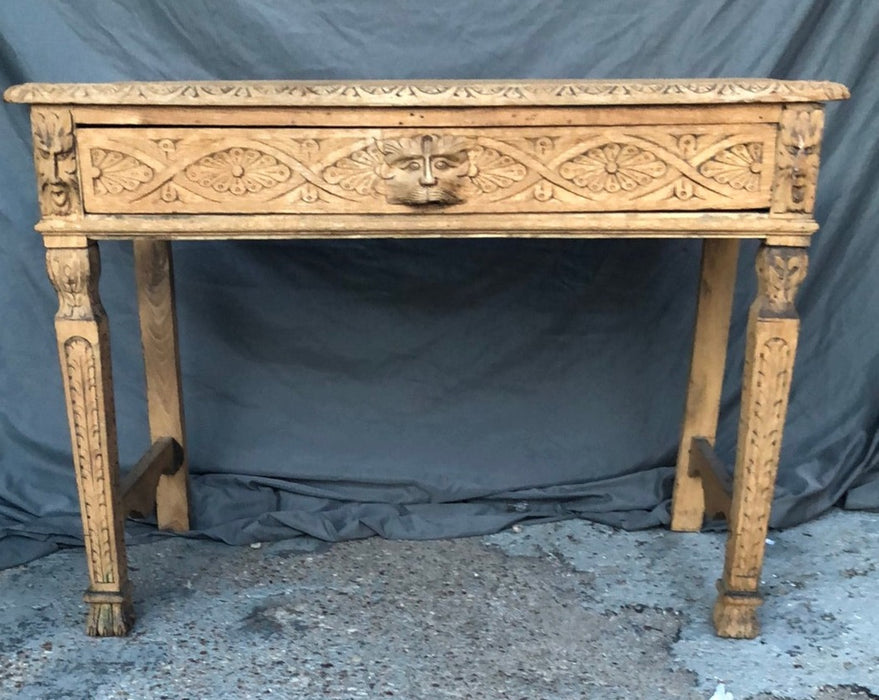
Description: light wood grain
69,104,784,127
76,125,776,215
120,437,183,518
45,242,132,636
689,437,732,521
4,78,849,106
7,78,846,639
671,238,739,531
35,211,819,238
134,240,189,531
713,244,808,638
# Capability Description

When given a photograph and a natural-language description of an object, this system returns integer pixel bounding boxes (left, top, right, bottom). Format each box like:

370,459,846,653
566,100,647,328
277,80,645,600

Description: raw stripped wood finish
75,124,777,214
715,243,810,637
134,240,189,531
4,78,847,639
671,238,739,531
120,437,183,519
689,437,733,521
45,243,132,636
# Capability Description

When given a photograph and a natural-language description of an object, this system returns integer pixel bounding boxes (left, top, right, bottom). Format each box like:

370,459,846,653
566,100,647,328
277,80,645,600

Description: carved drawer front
76,125,776,214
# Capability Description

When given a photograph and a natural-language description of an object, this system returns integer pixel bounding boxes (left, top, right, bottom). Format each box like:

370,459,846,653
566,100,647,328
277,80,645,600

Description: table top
4,78,849,107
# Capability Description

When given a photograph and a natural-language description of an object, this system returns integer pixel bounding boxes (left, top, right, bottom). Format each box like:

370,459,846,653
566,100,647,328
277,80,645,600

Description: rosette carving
185,147,291,195
558,143,668,193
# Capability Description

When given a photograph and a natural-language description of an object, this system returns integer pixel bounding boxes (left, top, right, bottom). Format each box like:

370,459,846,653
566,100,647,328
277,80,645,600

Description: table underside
38,213,816,248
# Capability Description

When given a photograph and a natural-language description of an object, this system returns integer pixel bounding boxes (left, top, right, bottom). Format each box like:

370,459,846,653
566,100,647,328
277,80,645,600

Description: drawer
76,125,776,214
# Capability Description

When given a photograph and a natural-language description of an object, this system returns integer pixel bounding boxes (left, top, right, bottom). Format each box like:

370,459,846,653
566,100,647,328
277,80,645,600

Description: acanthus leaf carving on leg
713,243,808,638
46,243,132,636
731,335,793,585
65,336,117,585
46,245,103,321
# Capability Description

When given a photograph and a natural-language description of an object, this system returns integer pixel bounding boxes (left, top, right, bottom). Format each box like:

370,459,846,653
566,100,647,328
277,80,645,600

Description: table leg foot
713,581,761,638
86,600,134,637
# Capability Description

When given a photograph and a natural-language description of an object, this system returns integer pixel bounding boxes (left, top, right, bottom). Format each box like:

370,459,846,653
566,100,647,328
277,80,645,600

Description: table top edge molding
4,78,850,107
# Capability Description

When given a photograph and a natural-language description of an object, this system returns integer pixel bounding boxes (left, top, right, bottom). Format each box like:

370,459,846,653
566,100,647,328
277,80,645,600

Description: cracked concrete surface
0,508,877,699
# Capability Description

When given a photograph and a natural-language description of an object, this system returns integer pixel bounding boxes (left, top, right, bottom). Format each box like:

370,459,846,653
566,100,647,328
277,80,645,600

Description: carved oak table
4,78,848,638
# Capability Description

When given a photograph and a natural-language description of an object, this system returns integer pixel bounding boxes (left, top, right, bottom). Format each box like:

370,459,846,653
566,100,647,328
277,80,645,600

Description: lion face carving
378,134,471,206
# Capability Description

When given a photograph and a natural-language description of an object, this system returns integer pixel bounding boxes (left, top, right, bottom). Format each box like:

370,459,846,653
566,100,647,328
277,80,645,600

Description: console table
4,78,848,639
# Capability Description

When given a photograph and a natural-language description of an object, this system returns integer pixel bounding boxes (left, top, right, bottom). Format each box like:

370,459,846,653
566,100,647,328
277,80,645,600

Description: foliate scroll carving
32,109,80,216
90,149,154,195
46,246,103,321
771,105,824,213
185,147,292,195
322,144,386,195
76,125,777,214
65,335,120,586
755,246,808,317
698,143,763,192
463,145,527,193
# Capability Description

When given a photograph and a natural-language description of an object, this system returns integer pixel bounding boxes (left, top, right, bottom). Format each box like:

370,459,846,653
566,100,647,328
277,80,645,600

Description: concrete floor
1,508,878,699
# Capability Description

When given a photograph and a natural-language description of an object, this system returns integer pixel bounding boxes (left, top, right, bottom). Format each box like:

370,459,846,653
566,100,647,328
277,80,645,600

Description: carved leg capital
47,242,133,636
754,245,809,318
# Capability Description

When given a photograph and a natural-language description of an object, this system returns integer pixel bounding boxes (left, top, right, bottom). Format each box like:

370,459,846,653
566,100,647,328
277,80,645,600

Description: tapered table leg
713,244,808,638
671,238,740,531
46,241,132,636
134,240,189,531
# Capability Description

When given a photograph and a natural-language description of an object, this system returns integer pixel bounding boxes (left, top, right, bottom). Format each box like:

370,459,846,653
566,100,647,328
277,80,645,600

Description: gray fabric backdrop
1,0,878,569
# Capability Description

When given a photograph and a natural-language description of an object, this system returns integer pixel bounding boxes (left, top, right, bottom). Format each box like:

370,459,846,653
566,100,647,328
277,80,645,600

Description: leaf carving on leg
65,336,115,585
